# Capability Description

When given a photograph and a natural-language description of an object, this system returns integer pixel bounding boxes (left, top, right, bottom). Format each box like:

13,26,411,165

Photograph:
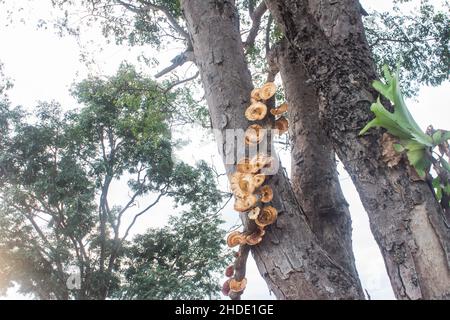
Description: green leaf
443,131,450,141
360,65,432,147
440,157,450,173
393,143,405,152
444,184,450,196
360,65,436,177
433,130,443,145
432,177,441,188
404,140,430,178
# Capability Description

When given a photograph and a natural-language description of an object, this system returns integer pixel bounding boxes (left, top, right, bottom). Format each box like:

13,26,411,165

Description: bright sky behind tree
0,0,448,299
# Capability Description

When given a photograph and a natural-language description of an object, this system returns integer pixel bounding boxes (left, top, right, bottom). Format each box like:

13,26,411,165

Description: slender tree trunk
266,0,450,299
274,39,360,282
181,0,363,299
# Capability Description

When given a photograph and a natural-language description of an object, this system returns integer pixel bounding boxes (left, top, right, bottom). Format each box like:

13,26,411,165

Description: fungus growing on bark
251,88,261,101
255,206,278,227
259,82,277,100
225,265,234,277
248,206,260,220
238,177,255,194
234,194,257,212
236,157,254,173
274,117,289,135
222,279,231,296
270,102,288,116
258,185,273,203
244,124,264,145
250,153,272,172
253,174,265,188
227,231,245,248
245,102,267,121
229,278,247,293
245,227,265,245
230,172,251,196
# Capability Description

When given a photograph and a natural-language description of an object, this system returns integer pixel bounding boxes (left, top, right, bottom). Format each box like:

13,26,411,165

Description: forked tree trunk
266,0,450,299
181,0,363,299
274,39,360,282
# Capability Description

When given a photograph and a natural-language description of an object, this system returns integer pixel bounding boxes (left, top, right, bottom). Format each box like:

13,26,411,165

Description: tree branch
265,14,273,56
132,0,190,40
243,1,267,50
154,50,195,78
228,244,251,300
121,191,166,241
164,71,199,93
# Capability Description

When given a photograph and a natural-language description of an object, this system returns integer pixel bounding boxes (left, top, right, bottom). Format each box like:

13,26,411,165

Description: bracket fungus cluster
223,82,290,299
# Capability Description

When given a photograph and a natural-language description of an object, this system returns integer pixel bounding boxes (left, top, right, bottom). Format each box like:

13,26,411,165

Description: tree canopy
0,64,228,299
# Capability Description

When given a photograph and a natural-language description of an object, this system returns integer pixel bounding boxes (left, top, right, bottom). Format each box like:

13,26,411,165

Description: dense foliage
0,65,228,299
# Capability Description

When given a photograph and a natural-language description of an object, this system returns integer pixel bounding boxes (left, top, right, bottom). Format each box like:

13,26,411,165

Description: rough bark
274,39,360,283
181,0,363,299
266,0,450,299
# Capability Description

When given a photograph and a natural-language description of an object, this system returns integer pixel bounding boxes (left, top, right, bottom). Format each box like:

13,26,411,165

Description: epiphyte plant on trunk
360,65,450,214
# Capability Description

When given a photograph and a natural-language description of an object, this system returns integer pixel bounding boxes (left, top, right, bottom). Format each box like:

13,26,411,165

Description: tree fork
266,0,450,299
181,0,363,299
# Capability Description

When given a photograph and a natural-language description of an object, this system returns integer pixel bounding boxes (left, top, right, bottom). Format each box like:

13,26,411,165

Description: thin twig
164,71,199,93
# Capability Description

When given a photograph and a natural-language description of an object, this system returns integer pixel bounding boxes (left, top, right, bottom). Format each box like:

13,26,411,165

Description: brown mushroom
237,174,256,194
222,279,231,296
250,153,272,172
255,206,278,227
227,231,245,248
245,102,267,121
245,227,266,246
253,174,265,188
274,117,289,135
248,206,260,220
258,185,273,203
250,88,261,101
236,157,254,174
229,278,247,293
270,102,288,116
259,82,277,100
244,124,264,145
225,265,234,277
234,194,257,212
230,173,244,197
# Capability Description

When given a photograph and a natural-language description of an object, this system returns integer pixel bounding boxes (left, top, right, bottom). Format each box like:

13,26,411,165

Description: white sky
0,0,449,300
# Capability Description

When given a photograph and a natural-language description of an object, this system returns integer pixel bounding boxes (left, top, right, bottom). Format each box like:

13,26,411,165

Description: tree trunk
181,0,363,299
266,0,450,299
274,39,360,283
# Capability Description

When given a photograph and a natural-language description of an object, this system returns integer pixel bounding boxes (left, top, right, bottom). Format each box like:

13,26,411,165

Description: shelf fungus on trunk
244,124,264,145
255,206,278,228
248,206,261,220
221,279,231,296
245,227,265,246
229,278,247,293
236,157,254,173
270,102,288,116
251,88,261,101
274,116,289,135
259,82,277,100
245,102,268,121
225,82,286,299
258,185,273,203
250,153,273,172
252,174,266,188
225,265,235,277
234,194,257,212
227,231,246,248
